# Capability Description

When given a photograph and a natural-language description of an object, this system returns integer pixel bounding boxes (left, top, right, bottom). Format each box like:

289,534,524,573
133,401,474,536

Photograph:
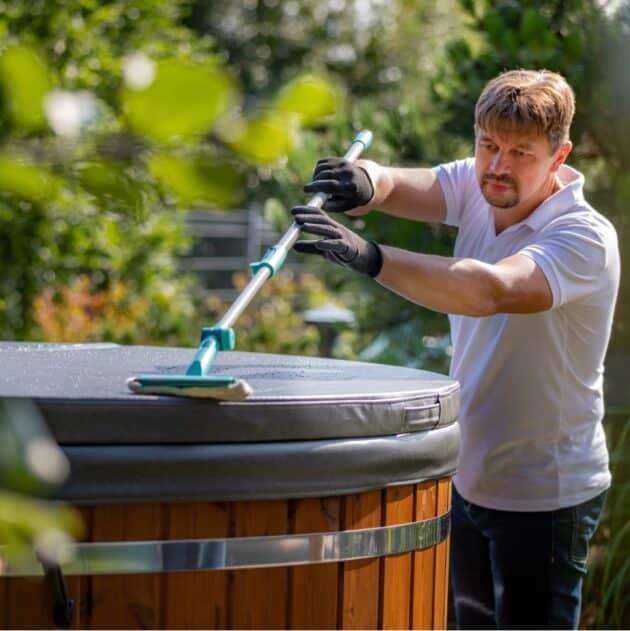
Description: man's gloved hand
303,157,374,213
291,205,382,277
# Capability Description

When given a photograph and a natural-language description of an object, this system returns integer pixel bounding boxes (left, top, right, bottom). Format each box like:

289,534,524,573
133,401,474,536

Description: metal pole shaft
218,132,372,329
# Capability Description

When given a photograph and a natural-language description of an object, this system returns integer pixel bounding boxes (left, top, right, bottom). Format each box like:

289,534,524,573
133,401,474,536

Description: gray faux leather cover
59,424,459,503
1,343,460,502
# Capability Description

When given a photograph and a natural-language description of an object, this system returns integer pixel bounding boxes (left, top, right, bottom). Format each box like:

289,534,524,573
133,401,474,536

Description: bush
205,269,358,358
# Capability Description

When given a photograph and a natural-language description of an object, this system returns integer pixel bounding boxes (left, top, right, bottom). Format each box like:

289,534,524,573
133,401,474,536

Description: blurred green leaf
0,399,69,495
0,154,58,203
481,10,506,46
263,197,288,233
520,9,550,49
0,490,82,559
122,57,237,142
504,30,520,53
0,45,51,132
149,151,246,208
562,31,583,63
447,40,472,65
274,73,340,126
458,0,476,17
227,112,293,164
75,160,145,214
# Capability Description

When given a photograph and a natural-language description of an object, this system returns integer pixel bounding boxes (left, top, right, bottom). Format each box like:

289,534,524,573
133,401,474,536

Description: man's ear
552,141,573,172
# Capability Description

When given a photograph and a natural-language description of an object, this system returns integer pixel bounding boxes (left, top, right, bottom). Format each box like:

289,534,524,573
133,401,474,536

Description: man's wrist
351,159,384,215
366,241,383,278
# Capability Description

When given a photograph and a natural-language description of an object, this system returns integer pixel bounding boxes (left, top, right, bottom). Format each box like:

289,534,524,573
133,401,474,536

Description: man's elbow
468,292,500,317
483,274,553,315
453,260,502,317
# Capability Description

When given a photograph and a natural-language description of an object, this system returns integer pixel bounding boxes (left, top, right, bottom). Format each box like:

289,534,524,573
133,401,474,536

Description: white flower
44,90,98,137
122,52,156,91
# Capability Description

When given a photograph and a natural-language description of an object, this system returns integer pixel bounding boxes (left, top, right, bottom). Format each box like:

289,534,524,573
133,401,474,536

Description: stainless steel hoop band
1,511,450,577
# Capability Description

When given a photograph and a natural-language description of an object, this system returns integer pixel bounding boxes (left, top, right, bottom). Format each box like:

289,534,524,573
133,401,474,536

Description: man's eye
513,150,529,158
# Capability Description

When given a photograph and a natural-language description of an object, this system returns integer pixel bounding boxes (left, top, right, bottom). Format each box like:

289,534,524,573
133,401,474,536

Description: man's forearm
375,245,499,316
353,161,447,223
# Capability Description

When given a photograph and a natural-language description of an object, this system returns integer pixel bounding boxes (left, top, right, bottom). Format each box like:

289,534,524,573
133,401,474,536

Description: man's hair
475,69,575,153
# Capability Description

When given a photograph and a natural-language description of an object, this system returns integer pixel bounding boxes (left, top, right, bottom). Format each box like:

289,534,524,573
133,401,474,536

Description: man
291,69,619,629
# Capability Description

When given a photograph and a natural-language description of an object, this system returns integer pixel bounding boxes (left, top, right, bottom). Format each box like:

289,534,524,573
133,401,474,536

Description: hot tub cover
0,342,460,502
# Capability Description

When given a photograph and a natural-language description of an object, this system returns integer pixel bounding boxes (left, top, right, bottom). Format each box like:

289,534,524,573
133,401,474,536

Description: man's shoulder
434,156,476,176
550,203,616,236
538,202,619,271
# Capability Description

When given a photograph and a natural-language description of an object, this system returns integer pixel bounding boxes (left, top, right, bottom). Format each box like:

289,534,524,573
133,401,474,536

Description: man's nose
490,151,511,174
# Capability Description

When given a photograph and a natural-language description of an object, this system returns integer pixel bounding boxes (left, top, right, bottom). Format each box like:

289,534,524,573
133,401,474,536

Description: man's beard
480,174,519,208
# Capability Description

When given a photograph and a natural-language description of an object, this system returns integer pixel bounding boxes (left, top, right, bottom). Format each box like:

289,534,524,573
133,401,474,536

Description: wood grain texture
338,490,381,630
3,506,91,630
380,485,415,630
433,479,452,629
288,497,340,630
74,506,93,630
1,482,453,630
0,575,6,629
230,500,289,630
412,480,438,630
4,576,55,629
3,569,86,629
86,503,164,629
163,502,230,629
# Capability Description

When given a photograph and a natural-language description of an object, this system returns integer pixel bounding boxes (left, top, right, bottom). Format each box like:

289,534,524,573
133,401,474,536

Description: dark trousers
450,485,607,630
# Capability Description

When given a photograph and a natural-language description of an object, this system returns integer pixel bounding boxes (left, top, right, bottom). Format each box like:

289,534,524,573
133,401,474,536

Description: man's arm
354,160,447,223
290,205,553,316
303,157,447,223
376,246,553,315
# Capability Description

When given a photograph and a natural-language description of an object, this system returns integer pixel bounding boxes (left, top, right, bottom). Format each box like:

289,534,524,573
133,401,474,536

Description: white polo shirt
434,158,620,511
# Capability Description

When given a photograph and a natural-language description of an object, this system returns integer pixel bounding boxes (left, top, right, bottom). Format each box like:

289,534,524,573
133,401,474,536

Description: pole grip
249,129,373,278
221,129,373,330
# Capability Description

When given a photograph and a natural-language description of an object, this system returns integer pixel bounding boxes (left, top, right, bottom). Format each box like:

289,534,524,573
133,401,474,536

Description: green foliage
0,44,51,131
75,160,146,216
0,400,67,495
359,320,452,374
433,0,612,146
0,152,59,202
122,57,236,143
274,73,342,126
148,151,246,208
226,111,295,165
0,400,82,562
583,410,630,629
206,270,354,357
0,490,81,560
0,0,341,341
188,1,465,358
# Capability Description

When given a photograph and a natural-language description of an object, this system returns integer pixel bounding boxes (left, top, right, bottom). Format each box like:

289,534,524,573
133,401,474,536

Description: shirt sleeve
432,158,477,227
519,221,612,309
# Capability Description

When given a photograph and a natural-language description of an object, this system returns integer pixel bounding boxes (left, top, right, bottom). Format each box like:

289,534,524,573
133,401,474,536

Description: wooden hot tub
0,343,460,629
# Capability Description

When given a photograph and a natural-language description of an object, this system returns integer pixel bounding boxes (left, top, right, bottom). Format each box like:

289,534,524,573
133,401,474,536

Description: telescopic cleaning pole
127,129,373,399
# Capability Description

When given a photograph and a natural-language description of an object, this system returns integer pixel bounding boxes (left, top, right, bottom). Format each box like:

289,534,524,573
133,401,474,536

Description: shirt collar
523,164,585,231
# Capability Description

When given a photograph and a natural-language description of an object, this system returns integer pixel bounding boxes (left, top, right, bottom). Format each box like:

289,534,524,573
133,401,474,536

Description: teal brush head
127,374,252,400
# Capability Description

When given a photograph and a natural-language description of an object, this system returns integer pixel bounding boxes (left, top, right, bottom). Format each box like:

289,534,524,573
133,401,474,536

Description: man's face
474,126,566,209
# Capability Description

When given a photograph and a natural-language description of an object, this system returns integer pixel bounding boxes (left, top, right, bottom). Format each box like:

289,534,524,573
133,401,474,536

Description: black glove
303,157,374,213
291,205,383,277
